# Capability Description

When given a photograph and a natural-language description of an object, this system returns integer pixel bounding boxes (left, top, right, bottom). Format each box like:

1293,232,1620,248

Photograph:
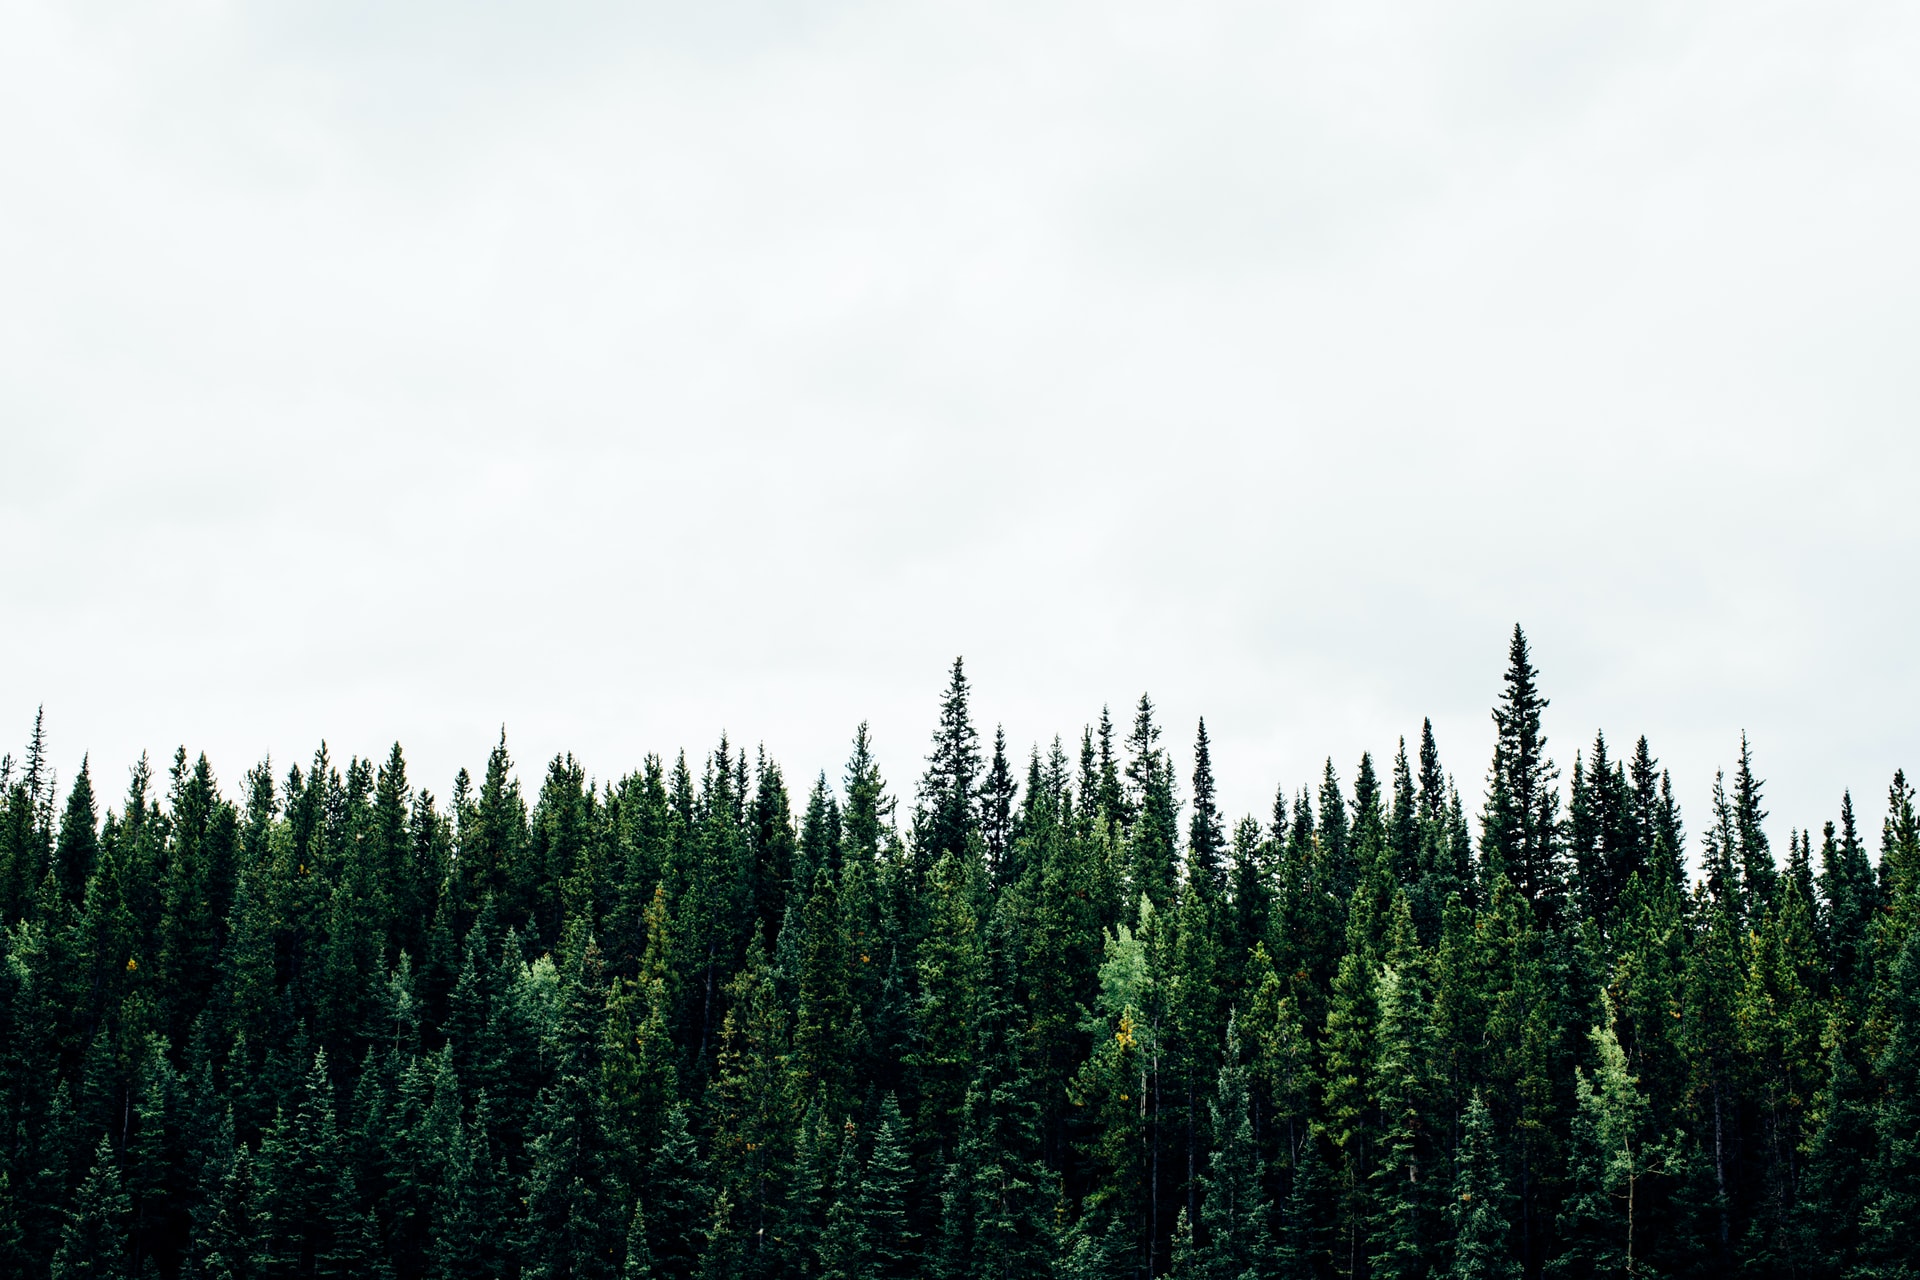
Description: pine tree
429,1093,514,1280
191,1141,257,1280
941,913,1055,1280
1882,769,1920,912
818,1119,863,1280
982,728,1019,890
1277,1130,1334,1280
1858,928,1920,1277
1321,891,1380,1280
1798,1019,1874,1276
1198,1013,1276,1280
522,930,624,1280
842,726,892,870
853,1097,919,1280
1447,1094,1517,1280
795,869,855,1118
915,659,983,879
1731,734,1775,914
622,1195,656,1280
749,751,797,950
1550,1001,1660,1279
1367,896,1439,1280
909,850,984,1162
1186,721,1225,901
52,1135,131,1280
1125,696,1179,911
1480,625,1563,921
250,1050,369,1280
1301,762,1345,905
709,938,800,1277
1569,733,1637,935
1070,997,1147,1280
54,759,100,910
647,1105,712,1280
1627,740,1686,894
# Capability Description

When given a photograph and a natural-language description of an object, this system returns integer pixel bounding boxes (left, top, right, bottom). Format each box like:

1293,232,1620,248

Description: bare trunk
1150,1046,1161,1276
1713,1082,1729,1248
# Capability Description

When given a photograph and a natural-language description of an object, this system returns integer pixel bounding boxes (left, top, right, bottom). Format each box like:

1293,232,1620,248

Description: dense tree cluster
3,628,1917,1279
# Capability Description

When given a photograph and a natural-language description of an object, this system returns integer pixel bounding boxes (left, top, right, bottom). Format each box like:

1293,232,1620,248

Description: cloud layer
4,0,1916,848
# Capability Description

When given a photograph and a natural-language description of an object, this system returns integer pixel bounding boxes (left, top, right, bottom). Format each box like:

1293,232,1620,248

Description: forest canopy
3,626,1917,1280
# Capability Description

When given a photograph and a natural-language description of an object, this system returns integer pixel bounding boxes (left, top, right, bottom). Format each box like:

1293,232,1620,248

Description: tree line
2,626,1916,1279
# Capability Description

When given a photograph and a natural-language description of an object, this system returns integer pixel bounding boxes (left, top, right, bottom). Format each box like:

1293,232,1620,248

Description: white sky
4,0,1917,859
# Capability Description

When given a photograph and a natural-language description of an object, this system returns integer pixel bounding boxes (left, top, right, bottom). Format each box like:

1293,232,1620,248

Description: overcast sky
3,0,1916,859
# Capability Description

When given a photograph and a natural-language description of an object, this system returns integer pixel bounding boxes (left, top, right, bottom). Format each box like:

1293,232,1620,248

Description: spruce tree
853,1097,919,1280
941,913,1054,1280
622,1196,656,1280
250,1051,369,1280
749,751,797,950
915,659,983,879
709,939,799,1277
1858,929,1920,1277
522,931,624,1280
1550,1003,1659,1279
1277,1130,1334,1280
647,1105,712,1280
1367,897,1438,1280
429,1093,514,1280
1480,625,1563,921
191,1142,257,1280
981,727,1019,890
1186,721,1225,900
54,759,99,910
1125,696,1179,911
52,1135,131,1280
794,869,855,1118
818,1119,863,1280
1447,1094,1517,1280
909,850,984,1162
1198,1013,1276,1280
1731,734,1775,913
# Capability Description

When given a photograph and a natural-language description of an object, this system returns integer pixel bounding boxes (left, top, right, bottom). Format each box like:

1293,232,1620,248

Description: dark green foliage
53,1135,131,1280
940,914,1055,1280
1480,626,1563,921
915,659,983,880
251,1052,369,1279
1277,1130,1334,1280
1447,1095,1516,1280
1859,928,1920,1276
521,933,625,1280
1197,1015,1275,1280
829,1096,917,1280
645,1106,710,1280
3,634,1914,1279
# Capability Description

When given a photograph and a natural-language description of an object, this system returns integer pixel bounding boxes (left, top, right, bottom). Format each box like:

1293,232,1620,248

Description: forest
1,626,1916,1280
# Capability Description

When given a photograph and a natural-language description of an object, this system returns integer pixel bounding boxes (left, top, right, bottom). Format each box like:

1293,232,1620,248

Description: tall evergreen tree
646,1106,712,1280
1480,626,1563,920
1186,721,1225,901
52,1135,130,1280
940,913,1054,1280
1550,1001,1661,1279
1367,897,1439,1280
1447,1094,1517,1280
915,659,983,879
1198,1014,1275,1280
522,931,624,1280
852,1097,919,1280
250,1051,370,1280
982,728,1019,891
